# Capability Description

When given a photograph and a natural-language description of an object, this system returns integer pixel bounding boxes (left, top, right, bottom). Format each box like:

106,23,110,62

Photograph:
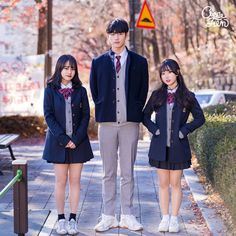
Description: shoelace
58,220,66,230
68,219,78,230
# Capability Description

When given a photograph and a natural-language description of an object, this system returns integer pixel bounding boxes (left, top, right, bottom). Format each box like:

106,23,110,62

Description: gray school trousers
98,122,139,216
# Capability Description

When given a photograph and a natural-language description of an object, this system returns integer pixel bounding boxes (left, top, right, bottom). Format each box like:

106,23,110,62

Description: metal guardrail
0,160,28,236
0,169,22,198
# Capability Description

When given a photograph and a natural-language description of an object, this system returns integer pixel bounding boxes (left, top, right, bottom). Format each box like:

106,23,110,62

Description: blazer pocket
95,99,103,105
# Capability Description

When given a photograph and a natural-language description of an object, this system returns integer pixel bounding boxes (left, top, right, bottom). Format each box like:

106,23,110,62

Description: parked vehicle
195,89,236,108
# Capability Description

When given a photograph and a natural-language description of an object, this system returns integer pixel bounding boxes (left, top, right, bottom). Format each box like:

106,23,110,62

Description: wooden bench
0,134,20,175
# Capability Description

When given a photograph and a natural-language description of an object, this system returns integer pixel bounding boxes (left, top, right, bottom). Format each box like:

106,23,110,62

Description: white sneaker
67,218,79,235
158,218,169,232
119,215,143,231
56,219,67,235
94,214,119,232
169,218,180,233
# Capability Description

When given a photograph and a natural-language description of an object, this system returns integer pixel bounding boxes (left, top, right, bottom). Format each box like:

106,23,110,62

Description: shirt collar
167,86,178,93
61,81,72,89
115,47,128,59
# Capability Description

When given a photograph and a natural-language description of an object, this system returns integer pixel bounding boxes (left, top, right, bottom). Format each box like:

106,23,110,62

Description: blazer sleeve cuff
58,134,71,147
179,127,189,137
179,131,184,139
155,129,160,136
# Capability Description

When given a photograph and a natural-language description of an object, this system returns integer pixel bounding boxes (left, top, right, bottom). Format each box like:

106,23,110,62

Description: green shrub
203,101,236,116
190,103,236,226
0,114,98,139
0,116,46,138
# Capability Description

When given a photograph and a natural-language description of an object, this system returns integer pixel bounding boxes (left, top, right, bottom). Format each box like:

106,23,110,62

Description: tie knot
116,55,121,61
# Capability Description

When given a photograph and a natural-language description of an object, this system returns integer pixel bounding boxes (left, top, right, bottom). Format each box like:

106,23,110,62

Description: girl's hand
65,141,76,149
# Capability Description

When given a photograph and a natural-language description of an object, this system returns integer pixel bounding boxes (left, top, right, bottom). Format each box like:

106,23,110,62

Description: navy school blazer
143,90,205,163
89,48,149,122
42,85,94,163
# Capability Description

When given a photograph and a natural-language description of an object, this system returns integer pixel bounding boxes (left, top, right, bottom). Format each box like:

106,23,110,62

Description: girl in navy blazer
143,59,205,233
42,55,93,235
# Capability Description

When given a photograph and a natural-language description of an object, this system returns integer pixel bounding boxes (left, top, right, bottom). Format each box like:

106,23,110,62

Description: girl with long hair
143,59,205,233
43,55,94,234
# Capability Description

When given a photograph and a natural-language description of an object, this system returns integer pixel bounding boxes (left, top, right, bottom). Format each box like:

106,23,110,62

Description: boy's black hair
106,18,129,34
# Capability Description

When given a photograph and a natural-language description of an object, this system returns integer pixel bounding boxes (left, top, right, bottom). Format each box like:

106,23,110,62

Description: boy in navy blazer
90,18,148,232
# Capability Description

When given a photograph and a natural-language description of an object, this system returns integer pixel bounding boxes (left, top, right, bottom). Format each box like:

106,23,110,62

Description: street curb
183,168,227,236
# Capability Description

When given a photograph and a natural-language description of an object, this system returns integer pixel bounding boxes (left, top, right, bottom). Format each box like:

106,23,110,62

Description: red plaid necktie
115,56,121,74
167,92,175,104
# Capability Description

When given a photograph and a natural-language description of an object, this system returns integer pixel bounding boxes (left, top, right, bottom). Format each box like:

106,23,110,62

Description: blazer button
73,123,75,126
72,104,74,107
112,100,115,104
73,114,75,117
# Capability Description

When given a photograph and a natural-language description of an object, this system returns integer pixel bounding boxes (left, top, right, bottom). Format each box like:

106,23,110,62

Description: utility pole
44,0,52,83
129,0,142,54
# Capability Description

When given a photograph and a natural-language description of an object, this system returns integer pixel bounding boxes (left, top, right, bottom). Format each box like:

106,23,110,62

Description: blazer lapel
56,89,65,101
71,87,77,104
125,49,131,99
108,49,115,72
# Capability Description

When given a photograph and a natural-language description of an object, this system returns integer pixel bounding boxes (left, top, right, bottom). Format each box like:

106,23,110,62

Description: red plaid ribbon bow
59,88,74,99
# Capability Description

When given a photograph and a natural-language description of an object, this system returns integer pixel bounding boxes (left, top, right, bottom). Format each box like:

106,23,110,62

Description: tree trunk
182,0,189,54
151,30,160,66
159,14,166,58
37,4,47,54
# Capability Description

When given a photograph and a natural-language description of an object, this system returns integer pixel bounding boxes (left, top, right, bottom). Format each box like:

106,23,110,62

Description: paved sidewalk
0,141,225,235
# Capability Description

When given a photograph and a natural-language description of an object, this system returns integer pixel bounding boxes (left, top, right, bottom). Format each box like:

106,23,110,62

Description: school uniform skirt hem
47,149,93,164
149,147,191,170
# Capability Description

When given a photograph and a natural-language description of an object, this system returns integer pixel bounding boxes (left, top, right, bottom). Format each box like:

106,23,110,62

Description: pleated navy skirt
47,149,90,164
149,147,191,170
